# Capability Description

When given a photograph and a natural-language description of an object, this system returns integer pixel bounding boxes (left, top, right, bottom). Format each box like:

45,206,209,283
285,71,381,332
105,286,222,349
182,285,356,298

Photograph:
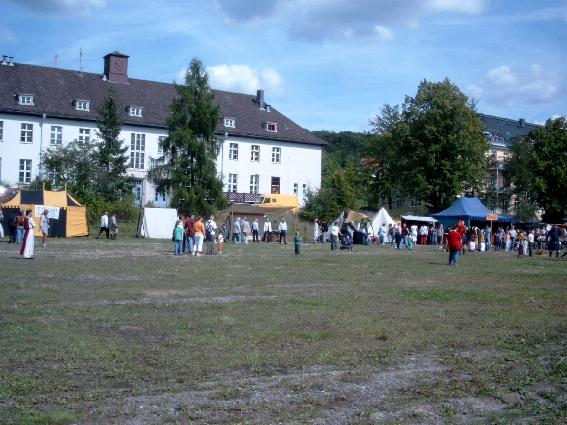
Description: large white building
0,52,325,207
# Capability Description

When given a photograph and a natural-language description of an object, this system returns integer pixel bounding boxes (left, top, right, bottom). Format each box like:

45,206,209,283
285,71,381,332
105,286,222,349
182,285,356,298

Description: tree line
40,60,566,224
303,79,567,224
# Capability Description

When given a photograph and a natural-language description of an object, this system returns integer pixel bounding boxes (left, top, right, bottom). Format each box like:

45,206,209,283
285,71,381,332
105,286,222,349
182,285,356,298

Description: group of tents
0,189,513,240
335,196,512,241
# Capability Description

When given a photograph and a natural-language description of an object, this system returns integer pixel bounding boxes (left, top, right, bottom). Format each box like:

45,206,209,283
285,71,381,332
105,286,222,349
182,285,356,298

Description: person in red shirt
447,225,463,266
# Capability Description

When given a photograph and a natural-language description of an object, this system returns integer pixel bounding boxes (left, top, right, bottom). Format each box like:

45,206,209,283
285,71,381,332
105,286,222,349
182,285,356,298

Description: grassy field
0,236,566,424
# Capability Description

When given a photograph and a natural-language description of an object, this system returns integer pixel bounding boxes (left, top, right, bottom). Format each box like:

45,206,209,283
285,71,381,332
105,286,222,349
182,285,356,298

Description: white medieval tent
136,208,178,239
369,207,396,238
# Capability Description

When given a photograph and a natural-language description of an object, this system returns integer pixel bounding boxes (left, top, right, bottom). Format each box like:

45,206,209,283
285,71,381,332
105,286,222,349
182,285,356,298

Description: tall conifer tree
96,91,132,201
149,58,226,215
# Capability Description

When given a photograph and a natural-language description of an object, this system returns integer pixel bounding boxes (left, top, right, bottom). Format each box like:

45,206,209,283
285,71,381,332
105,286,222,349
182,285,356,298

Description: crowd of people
312,217,567,262
2,205,565,263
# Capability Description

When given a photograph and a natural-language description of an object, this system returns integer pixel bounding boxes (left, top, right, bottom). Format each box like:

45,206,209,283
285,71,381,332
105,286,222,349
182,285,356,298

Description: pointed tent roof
432,197,512,223
370,207,395,237
2,189,83,207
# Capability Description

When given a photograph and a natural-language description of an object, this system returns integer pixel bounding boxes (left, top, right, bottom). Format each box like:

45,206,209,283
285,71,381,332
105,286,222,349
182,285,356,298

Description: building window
395,197,402,208
293,183,298,194
271,176,280,194
129,106,143,117
130,133,146,170
229,143,238,160
20,123,33,143
19,159,32,184
271,147,281,164
250,145,260,162
154,190,166,202
50,126,62,146
250,174,259,194
157,136,166,155
228,173,237,193
224,117,236,128
302,184,307,196
78,128,90,143
133,180,143,205
410,199,421,207
18,95,34,105
266,122,278,132
75,100,90,111
0,121,3,142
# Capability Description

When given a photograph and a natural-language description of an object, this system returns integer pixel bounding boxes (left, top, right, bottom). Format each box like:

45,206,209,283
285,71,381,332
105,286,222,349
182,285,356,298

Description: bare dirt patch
83,352,510,424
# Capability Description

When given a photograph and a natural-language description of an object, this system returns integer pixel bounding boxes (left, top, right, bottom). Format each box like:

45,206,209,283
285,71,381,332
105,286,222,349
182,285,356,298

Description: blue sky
1,0,566,131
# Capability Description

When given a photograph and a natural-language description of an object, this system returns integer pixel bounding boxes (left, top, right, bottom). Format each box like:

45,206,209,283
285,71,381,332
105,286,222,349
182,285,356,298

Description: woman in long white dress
20,209,36,259
313,219,320,243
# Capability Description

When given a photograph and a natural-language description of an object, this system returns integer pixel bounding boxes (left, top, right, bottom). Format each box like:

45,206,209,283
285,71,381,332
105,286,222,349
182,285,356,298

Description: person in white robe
20,209,36,259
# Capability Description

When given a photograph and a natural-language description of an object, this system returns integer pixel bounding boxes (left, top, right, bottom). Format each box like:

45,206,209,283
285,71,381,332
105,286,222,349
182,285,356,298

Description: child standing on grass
217,233,224,255
294,231,301,255
173,222,184,255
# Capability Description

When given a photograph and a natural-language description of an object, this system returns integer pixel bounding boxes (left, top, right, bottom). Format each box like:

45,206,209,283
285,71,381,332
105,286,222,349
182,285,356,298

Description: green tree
149,58,226,216
505,117,567,222
300,158,360,223
95,92,132,201
40,139,101,203
502,137,539,221
399,79,489,211
367,104,407,209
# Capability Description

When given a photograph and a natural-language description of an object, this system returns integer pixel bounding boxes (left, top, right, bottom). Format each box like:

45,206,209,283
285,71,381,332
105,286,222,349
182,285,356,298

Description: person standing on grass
313,219,320,243
205,215,217,255
109,214,118,240
233,216,241,244
173,220,184,255
419,224,428,245
193,216,205,256
20,209,36,259
97,212,109,239
330,221,340,250
547,224,562,259
217,232,224,255
184,214,195,255
40,209,50,247
294,231,302,255
8,211,18,243
262,216,272,242
0,207,4,239
252,218,259,242
279,218,288,244
241,217,251,244
447,225,462,266
16,209,25,243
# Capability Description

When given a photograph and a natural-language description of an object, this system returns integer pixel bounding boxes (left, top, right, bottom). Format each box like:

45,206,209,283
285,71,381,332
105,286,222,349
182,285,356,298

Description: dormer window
129,106,143,117
18,95,34,105
224,117,236,128
75,100,90,111
266,122,278,132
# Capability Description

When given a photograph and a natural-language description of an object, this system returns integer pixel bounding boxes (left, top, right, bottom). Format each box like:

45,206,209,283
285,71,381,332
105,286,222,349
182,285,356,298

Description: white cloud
216,0,488,42
206,64,284,95
6,0,105,14
0,26,18,44
428,0,486,14
468,64,564,106
374,25,394,41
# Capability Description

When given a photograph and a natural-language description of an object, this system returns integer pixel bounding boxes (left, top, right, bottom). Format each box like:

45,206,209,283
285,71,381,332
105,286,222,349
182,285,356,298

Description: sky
1,0,566,131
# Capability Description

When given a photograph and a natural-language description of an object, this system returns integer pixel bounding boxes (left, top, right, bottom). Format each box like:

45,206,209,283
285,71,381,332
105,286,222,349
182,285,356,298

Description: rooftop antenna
53,54,59,68
79,48,83,72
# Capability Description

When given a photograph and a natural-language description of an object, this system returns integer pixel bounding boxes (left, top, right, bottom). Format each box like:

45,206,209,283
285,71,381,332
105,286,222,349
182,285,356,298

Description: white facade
0,113,322,206
218,136,321,205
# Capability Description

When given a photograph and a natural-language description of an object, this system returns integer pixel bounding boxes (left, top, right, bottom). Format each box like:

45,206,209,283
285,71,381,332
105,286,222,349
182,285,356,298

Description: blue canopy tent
432,197,512,227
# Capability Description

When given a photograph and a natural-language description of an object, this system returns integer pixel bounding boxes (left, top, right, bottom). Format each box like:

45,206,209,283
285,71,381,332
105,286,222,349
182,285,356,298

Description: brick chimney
103,51,129,84
256,89,265,110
